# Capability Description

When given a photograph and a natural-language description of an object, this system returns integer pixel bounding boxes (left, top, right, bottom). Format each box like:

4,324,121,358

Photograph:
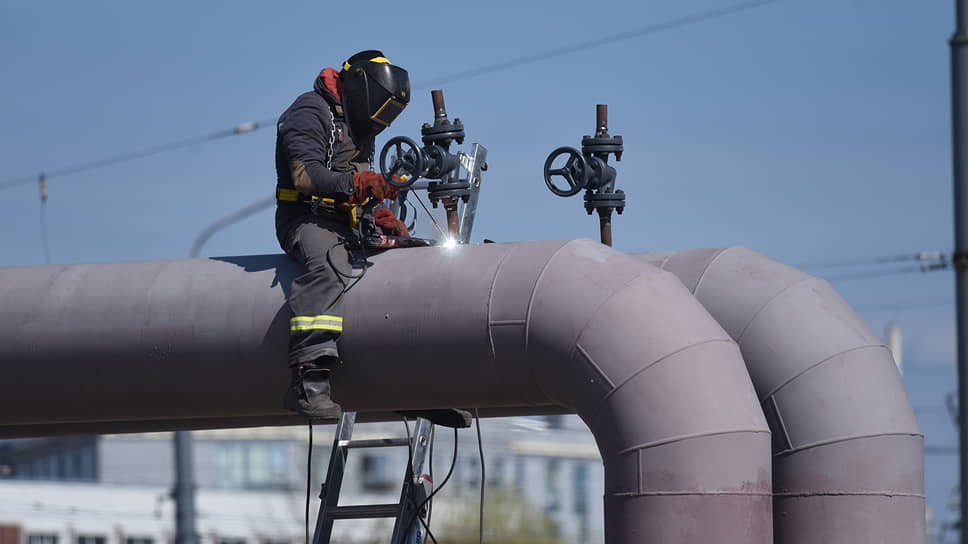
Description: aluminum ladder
311,411,434,544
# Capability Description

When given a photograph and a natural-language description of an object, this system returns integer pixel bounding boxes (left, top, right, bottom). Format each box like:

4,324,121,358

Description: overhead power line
796,252,947,270
414,0,776,90
824,263,950,282
0,0,775,193
0,122,266,192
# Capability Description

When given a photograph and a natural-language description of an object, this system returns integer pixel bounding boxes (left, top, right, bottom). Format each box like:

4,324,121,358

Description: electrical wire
0,121,270,191
474,409,485,544
400,417,440,544
413,0,775,90
305,422,313,544
823,265,949,282
405,428,459,539
794,252,947,270
0,1,775,192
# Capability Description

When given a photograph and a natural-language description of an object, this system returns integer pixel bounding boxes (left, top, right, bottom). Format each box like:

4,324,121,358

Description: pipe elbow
644,246,925,544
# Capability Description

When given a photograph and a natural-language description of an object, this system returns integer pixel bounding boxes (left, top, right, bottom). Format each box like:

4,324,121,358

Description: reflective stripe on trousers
290,315,343,332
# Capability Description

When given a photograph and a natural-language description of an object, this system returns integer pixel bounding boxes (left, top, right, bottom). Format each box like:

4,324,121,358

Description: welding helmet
340,50,410,141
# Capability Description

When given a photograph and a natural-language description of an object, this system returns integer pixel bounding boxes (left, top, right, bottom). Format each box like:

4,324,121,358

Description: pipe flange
428,180,472,202
421,119,466,146
582,135,624,161
583,190,626,214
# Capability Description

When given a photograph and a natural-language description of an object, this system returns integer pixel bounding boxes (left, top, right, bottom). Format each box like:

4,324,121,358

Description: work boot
397,409,473,429
283,359,342,420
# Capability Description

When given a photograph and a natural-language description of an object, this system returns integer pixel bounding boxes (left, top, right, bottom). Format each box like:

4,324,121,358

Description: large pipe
0,240,771,543
639,247,925,544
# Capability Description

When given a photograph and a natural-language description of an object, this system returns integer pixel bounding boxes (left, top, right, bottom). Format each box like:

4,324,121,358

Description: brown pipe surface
0,239,771,543
639,247,925,544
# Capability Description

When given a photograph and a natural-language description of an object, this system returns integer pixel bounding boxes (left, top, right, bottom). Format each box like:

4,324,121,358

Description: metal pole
173,430,197,544
951,0,968,541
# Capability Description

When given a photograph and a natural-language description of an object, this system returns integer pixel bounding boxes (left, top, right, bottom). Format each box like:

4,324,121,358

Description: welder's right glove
350,171,399,204
374,208,410,238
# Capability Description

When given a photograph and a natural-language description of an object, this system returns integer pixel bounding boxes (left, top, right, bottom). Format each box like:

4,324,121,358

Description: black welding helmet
340,50,410,141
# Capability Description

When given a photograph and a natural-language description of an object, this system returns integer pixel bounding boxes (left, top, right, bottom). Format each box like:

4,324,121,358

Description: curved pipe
639,247,925,544
0,240,772,543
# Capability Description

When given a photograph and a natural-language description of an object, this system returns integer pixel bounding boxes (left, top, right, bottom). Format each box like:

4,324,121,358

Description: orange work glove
373,208,410,238
350,171,399,204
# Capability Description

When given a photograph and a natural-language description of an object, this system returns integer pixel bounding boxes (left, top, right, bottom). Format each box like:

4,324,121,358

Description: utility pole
950,0,968,541
173,431,197,544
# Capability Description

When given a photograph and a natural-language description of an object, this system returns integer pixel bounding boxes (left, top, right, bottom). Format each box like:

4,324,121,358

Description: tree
432,488,568,544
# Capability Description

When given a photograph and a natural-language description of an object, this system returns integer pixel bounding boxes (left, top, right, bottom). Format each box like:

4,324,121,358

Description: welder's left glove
374,208,410,238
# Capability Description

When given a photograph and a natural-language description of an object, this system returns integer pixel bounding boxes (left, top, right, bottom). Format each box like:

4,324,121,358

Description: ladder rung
338,437,410,449
329,504,400,519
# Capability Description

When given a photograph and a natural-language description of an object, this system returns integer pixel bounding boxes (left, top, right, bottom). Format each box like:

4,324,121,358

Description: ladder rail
312,411,357,544
311,413,436,544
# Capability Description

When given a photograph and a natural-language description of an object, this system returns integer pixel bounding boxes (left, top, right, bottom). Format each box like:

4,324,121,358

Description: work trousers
277,212,356,367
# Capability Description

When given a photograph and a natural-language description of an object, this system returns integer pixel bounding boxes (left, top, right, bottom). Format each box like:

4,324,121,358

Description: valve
542,104,625,247
379,136,425,188
377,89,488,244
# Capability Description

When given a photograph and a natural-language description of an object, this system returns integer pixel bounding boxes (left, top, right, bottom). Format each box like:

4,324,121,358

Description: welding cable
427,426,435,526
406,427,459,539
401,417,440,544
326,220,371,302
475,408,485,544
305,422,313,544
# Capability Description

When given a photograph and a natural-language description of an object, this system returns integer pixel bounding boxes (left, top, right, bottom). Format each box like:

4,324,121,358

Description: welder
275,51,470,428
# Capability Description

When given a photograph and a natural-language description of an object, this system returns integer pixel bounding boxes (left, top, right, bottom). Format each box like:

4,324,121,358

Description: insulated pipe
639,247,925,544
0,240,772,543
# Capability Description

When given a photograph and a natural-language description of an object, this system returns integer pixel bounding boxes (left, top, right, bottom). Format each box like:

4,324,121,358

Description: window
544,459,561,513
465,457,480,487
27,535,57,544
514,459,526,491
125,538,154,544
77,536,106,544
361,453,396,492
572,463,588,514
216,442,288,489
218,539,246,544
487,457,505,487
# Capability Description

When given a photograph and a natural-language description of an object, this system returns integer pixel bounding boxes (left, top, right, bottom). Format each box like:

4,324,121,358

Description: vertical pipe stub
431,89,448,123
596,103,609,136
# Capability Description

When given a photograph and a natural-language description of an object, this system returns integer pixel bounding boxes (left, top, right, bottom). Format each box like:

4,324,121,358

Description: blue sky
0,0,959,534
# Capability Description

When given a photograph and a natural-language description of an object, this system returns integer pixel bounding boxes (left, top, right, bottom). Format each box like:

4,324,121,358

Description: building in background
0,416,603,544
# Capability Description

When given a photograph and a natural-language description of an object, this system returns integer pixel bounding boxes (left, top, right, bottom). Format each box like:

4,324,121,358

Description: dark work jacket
275,72,373,237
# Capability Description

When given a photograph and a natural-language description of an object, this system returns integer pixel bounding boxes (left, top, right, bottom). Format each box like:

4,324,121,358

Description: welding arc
0,0,775,192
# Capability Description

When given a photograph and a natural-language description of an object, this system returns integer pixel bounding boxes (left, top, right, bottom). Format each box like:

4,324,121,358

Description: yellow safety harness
276,187,367,228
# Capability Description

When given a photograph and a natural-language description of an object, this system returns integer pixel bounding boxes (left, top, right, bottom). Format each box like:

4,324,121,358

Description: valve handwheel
543,146,588,197
379,136,425,188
